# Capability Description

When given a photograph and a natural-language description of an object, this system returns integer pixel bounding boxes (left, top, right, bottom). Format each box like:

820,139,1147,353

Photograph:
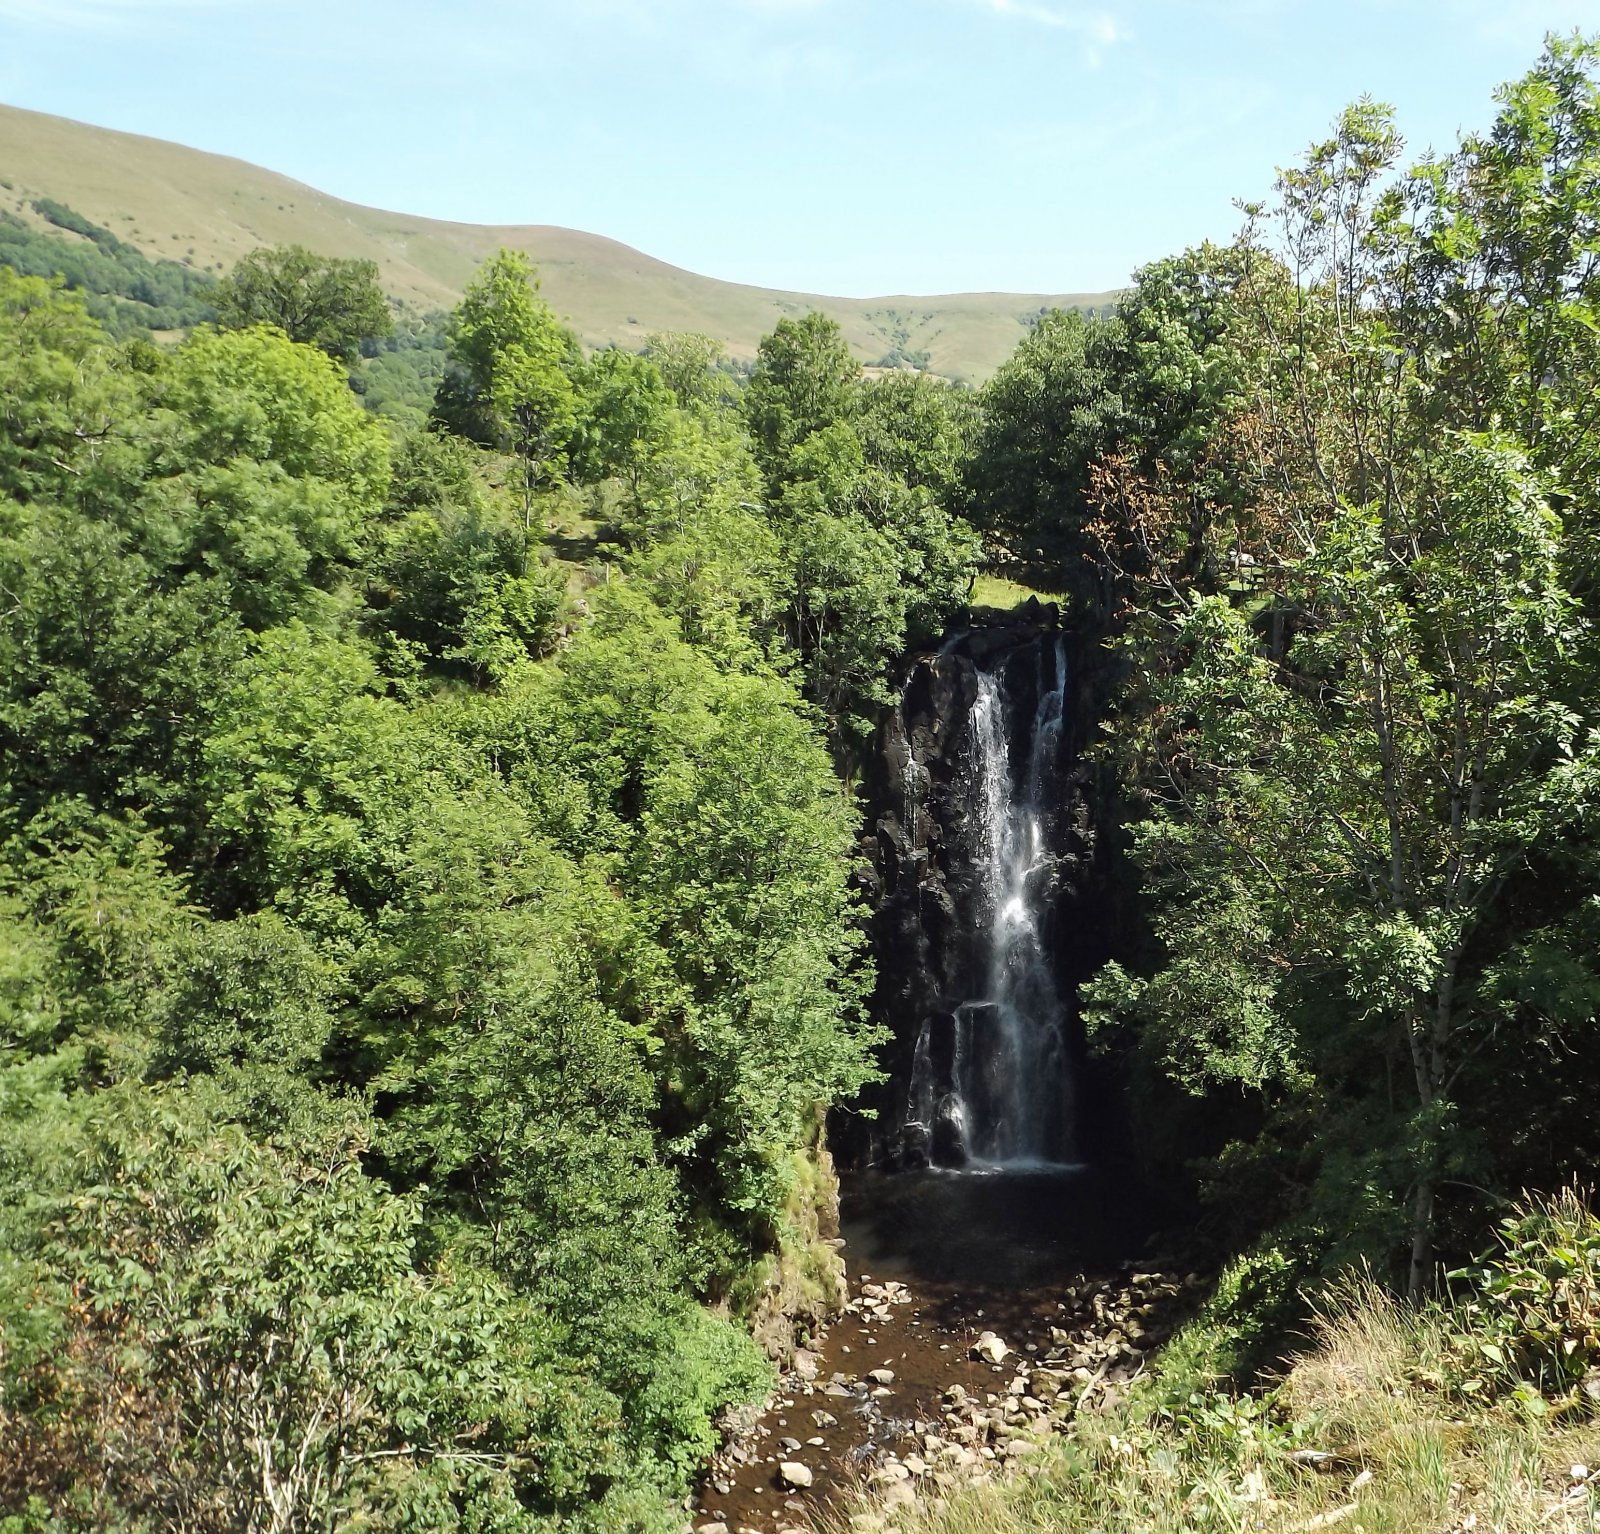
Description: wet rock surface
836,615,1132,1175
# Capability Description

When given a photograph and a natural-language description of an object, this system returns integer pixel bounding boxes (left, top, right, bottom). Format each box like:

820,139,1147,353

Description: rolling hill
0,102,1116,382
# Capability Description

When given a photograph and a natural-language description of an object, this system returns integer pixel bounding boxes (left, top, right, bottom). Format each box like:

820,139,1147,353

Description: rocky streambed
692,1169,1191,1534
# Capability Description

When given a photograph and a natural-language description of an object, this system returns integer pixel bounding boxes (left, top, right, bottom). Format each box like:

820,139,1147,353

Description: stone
973,1331,1009,1365
697,1524,730,1534
778,1436,802,1453
778,1461,814,1490
792,1350,820,1381
867,1368,896,1386
811,1410,838,1428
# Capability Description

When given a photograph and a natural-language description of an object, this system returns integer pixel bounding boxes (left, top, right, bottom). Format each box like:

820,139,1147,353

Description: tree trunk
1408,1173,1435,1303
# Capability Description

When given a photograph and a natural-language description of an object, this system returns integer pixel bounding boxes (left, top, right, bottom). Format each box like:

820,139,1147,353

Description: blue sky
0,0,1593,296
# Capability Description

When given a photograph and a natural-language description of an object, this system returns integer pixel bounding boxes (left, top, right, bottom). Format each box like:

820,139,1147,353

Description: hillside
0,102,1114,380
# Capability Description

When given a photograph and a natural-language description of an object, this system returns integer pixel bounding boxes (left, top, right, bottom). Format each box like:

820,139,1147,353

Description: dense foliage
0,198,979,1525
1032,37,1600,1304
212,243,393,363
13,32,1600,1530
0,199,216,334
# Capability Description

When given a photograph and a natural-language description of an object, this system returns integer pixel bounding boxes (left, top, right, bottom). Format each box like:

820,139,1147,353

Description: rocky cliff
837,603,1129,1168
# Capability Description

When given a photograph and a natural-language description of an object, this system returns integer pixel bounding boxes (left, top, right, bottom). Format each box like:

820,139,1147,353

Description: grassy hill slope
0,103,1114,380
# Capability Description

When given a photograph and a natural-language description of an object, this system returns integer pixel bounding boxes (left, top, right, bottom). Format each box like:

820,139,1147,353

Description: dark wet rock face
842,606,1120,1170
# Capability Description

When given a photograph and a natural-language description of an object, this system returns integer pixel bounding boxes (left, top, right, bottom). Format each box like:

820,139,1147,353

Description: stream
692,1165,1174,1534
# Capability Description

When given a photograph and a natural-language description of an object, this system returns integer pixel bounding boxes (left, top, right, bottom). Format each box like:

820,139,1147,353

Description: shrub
1449,1186,1600,1409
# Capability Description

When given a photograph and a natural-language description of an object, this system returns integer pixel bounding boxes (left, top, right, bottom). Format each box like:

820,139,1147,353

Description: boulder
778,1461,814,1490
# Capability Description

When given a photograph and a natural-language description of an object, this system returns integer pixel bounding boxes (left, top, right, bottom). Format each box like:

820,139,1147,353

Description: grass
0,102,1118,382
967,572,1068,612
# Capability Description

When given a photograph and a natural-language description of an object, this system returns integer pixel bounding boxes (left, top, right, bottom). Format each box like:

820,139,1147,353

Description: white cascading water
906,638,1073,1167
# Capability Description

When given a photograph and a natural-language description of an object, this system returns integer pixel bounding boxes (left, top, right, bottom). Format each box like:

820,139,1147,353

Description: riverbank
824,1191,1600,1534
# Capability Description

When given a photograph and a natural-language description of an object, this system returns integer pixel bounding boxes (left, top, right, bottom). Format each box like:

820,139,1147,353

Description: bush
1448,1186,1600,1409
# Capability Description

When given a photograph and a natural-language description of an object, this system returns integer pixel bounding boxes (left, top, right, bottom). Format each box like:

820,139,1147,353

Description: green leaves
743,311,860,495
432,250,580,491
1085,41,1600,1293
0,246,888,1532
160,324,390,510
212,243,393,364
0,1086,626,1530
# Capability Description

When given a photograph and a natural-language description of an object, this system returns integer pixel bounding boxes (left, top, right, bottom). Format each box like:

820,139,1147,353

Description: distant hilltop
0,102,1117,381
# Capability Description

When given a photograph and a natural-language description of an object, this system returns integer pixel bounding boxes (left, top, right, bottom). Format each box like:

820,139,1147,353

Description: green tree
569,347,676,513
431,250,579,527
0,1086,626,1532
213,244,393,363
966,307,1125,598
643,330,738,410
631,504,789,669
856,368,976,499
743,312,859,493
774,422,977,738
1086,78,1600,1298
0,270,144,508
624,403,763,550
368,432,563,680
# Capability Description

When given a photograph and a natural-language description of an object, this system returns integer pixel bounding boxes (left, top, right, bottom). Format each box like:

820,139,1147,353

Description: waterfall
903,636,1074,1169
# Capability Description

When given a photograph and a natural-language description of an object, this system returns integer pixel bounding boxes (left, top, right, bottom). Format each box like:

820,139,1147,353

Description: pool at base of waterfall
840,1163,1153,1290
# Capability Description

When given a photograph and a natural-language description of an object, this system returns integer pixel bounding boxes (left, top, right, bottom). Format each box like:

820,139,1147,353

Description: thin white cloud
979,0,1124,62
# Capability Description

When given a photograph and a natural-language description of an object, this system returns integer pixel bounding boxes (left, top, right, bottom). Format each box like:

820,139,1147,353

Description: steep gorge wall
838,604,1133,1168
